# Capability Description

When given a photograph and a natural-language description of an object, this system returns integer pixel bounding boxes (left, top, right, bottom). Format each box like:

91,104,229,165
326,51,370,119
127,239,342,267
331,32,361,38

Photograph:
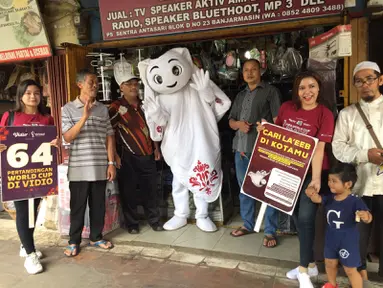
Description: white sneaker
286,266,318,280
20,246,43,259
297,272,314,288
163,215,187,231
24,252,43,275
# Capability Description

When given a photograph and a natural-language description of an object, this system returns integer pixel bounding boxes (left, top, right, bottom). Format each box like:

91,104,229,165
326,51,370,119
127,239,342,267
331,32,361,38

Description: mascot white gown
138,48,231,232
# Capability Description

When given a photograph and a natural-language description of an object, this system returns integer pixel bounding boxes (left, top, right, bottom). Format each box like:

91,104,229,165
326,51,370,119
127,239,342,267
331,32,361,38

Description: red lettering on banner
99,0,345,40
0,46,51,63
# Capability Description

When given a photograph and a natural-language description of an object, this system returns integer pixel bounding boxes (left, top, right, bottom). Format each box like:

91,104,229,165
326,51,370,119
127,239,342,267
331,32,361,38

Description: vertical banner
242,123,318,215
0,126,57,202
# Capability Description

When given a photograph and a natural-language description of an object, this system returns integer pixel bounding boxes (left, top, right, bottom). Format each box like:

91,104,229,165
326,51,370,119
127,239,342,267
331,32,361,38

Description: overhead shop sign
0,0,51,63
99,0,345,41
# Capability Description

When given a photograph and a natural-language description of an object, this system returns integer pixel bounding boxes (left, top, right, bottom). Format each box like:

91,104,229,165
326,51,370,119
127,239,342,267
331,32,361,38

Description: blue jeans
292,171,330,268
235,151,279,235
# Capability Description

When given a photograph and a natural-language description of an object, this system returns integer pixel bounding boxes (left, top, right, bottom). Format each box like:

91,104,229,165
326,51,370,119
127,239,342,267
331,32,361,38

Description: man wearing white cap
109,69,163,234
332,61,383,280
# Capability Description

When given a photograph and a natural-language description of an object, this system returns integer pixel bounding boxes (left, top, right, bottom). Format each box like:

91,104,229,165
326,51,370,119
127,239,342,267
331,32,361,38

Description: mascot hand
143,96,167,126
143,96,160,115
190,69,210,91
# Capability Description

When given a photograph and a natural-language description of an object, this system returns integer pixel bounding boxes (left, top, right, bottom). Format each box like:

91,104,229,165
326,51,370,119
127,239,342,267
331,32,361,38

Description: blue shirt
323,194,368,231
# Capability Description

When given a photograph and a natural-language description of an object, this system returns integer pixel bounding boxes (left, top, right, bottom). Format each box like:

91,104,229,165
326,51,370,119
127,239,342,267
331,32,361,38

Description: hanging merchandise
281,48,303,78
201,42,218,78
260,50,267,70
214,40,226,57
244,47,260,61
87,52,114,102
225,51,237,68
307,58,338,116
218,50,239,81
269,46,286,76
113,53,132,86
5,64,34,91
137,49,145,100
192,55,203,69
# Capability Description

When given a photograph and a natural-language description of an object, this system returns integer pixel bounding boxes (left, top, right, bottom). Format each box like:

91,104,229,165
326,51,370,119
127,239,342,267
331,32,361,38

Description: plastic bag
307,58,338,116
269,46,286,75
58,165,121,238
282,48,303,77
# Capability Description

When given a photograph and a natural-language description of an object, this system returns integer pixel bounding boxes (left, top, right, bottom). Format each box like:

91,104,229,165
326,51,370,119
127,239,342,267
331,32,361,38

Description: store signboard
309,24,352,59
99,0,345,41
241,123,317,215
0,0,51,63
0,126,58,202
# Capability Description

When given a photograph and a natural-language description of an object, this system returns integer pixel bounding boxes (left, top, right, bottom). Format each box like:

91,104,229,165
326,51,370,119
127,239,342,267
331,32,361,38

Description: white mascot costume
138,48,231,232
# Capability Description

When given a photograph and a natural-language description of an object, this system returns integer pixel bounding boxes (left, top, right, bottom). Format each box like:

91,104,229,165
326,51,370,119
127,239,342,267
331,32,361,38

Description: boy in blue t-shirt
306,163,372,288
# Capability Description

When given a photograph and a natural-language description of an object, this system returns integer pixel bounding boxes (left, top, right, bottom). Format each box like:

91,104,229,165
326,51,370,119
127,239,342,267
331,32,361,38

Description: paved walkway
0,217,382,288
1,240,298,288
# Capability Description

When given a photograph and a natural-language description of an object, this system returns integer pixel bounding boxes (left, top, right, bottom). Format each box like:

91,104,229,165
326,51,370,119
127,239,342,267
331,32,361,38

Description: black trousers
14,198,41,255
358,195,383,276
68,181,106,245
118,152,160,229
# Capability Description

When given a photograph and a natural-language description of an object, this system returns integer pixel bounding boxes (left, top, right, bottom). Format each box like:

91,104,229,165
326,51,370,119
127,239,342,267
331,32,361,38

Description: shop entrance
64,24,345,231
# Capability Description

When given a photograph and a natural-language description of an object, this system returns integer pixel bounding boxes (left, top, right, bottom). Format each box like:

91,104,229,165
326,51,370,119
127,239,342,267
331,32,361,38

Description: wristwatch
108,161,116,166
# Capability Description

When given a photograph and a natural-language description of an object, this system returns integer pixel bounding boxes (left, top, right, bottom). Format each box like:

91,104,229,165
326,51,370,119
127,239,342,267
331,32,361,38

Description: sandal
230,227,254,237
89,239,114,250
64,245,79,257
263,235,278,248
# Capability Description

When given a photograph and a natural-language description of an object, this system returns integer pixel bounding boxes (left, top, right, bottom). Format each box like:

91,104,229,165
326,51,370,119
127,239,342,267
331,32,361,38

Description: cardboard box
309,25,352,59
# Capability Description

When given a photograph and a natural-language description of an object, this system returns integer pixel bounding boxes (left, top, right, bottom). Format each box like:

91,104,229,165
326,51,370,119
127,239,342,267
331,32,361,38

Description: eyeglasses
354,77,378,88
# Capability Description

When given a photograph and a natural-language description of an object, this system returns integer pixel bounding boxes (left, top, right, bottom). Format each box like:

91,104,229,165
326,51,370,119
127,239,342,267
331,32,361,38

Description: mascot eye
153,74,163,84
172,65,182,76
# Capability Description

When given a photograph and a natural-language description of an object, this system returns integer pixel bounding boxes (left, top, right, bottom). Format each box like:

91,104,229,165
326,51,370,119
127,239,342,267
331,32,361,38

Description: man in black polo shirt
229,59,282,248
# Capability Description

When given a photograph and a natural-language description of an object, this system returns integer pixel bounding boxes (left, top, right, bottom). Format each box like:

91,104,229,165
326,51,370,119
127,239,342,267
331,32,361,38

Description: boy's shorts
324,229,361,268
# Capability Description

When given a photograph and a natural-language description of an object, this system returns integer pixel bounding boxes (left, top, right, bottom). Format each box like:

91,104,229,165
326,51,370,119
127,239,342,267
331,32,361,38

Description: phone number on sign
281,4,344,17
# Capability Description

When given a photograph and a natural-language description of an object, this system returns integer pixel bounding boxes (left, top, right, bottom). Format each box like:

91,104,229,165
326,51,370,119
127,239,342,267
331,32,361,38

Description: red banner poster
0,126,58,202
241,123,318,215
99,0,345,41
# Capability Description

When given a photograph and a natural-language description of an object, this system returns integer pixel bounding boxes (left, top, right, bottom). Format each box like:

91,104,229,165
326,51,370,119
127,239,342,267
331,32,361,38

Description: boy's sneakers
20,246,43,259
322,283,338,288
24,252,43,275
286,266,319,279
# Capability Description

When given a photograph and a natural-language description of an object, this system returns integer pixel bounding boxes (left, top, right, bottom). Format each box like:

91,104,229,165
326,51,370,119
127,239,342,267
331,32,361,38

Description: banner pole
28,199,35,228
254,202,267,233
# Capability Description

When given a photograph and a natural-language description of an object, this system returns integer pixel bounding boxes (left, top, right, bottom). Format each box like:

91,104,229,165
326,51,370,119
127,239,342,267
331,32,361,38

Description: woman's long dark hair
14,79,48,115
291,71,326,110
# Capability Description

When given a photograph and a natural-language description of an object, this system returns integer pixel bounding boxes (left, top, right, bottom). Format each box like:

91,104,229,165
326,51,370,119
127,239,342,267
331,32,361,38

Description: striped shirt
109,97,153,156
61,98,114,181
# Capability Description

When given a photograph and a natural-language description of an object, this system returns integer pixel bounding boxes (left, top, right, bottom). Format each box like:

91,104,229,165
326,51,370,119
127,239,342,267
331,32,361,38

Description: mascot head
138,48,194,95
